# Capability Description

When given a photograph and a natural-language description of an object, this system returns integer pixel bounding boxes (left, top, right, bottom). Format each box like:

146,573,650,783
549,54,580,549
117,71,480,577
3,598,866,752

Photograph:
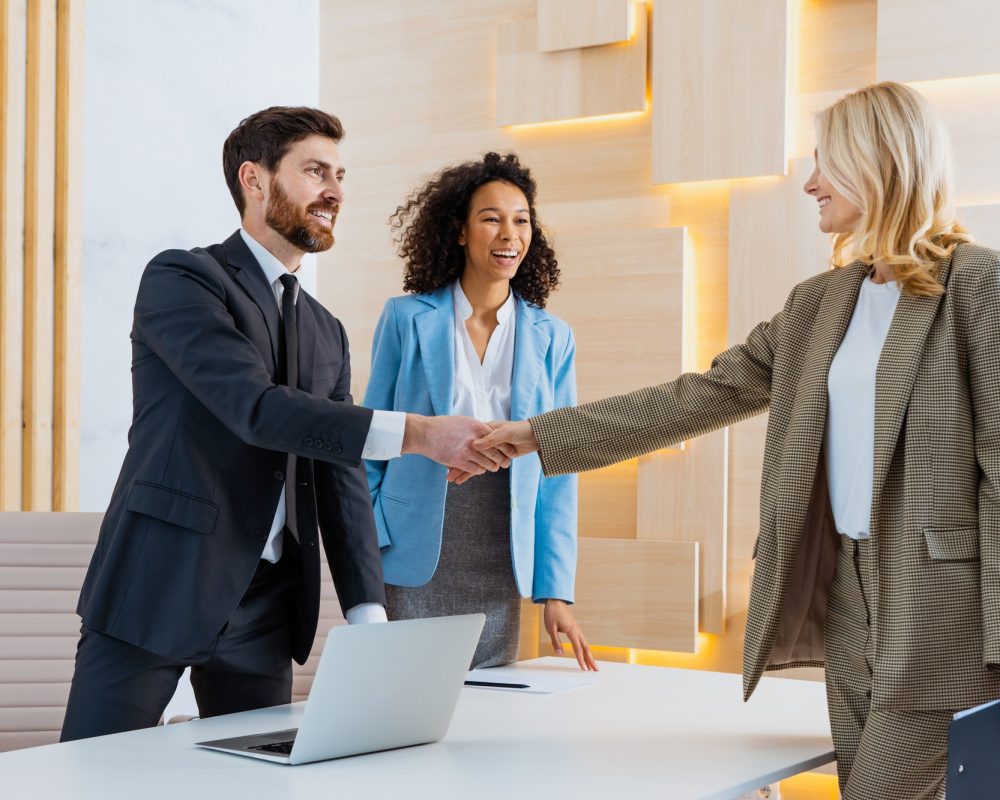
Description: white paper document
464,667,597,695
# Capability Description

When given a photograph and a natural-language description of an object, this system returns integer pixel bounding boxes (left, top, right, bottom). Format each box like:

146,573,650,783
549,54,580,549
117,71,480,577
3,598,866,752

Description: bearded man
60,107,509,741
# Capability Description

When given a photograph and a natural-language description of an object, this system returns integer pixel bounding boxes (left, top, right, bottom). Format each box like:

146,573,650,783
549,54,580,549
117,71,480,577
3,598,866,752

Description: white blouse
451,281,516,422
825,274,901,540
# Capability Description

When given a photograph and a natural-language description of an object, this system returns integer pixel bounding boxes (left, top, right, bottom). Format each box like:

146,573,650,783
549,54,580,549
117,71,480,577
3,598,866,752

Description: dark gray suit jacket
77,230,385,664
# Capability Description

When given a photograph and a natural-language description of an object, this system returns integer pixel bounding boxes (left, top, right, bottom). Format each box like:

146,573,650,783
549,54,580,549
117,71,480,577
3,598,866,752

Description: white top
451,281,516,422
239,230,395,622
825,274,901,540
0,658,833,799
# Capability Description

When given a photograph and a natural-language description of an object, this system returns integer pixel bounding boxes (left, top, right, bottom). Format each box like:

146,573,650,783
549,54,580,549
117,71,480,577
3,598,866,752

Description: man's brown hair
222,106,344,216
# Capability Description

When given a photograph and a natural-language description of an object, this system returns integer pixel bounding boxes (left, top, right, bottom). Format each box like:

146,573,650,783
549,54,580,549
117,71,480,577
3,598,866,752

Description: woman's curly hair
390,152,560,307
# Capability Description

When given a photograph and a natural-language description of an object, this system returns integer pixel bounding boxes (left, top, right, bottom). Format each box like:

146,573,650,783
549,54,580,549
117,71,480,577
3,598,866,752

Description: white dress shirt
451,281,516,422
239,229,397,623
825,274,901,540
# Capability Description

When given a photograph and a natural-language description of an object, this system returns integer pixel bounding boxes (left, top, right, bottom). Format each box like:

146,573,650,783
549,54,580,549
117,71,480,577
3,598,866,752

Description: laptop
195,613,485,765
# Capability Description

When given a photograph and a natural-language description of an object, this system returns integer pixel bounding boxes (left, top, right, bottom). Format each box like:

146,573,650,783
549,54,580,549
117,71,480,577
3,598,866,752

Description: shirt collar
452,280,515,324
239,228,298,297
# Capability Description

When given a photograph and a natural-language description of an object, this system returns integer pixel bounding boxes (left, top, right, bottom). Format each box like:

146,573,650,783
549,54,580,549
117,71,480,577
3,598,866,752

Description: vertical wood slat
0,0,27,511
53,0,83,511
22,0,56,511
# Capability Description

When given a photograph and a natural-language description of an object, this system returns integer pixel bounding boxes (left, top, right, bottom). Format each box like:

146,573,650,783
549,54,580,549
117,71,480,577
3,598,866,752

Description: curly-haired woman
363,152,596,670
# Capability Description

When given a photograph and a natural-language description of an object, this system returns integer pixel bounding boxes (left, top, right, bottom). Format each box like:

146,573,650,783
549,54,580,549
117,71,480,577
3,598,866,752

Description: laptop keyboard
248,735,296,755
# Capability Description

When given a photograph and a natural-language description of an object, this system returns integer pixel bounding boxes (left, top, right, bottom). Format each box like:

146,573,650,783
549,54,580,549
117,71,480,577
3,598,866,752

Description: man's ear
238,161,267,206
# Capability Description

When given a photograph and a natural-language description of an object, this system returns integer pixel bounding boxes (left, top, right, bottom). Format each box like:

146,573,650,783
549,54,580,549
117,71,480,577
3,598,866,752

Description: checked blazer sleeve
530,288,796,476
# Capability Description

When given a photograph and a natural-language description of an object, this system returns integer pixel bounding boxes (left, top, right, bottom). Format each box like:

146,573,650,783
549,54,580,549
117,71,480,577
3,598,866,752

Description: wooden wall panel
579,460,637,539
52,0,82,511
798,0,876,94
496,3,646,127
1,0,81,512
546,226,685,403
959,204,1000,243
22,0,57,511
637,429,727,634
0,0,27,511
915,75,1000,207
537,0,632,52
876,0,1000,84
652,0,789,184
573,537,698,652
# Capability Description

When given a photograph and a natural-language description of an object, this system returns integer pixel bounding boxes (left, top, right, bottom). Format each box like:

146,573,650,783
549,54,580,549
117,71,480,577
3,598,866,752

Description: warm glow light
628,632,714,667
504,107,649,133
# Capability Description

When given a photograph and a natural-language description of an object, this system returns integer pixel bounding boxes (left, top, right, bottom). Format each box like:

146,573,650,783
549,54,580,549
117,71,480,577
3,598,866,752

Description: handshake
401,415,540,484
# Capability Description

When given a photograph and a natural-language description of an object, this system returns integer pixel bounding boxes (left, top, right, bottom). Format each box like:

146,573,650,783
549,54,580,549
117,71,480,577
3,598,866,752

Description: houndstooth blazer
531,242,1000,711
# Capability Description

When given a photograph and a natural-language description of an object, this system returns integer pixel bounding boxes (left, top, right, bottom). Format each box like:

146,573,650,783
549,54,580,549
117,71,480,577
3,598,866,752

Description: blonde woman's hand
543,599,598,671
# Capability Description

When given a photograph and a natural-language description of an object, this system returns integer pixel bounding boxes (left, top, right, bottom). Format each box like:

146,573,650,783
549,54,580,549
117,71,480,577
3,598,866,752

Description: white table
0,658,834,799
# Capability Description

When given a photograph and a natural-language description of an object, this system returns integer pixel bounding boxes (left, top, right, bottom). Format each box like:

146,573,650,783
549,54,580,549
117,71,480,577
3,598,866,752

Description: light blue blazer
363,285,578,602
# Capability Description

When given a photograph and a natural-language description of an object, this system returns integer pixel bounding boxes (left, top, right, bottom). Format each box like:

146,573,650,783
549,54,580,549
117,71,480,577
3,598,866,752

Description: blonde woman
476,82,999,798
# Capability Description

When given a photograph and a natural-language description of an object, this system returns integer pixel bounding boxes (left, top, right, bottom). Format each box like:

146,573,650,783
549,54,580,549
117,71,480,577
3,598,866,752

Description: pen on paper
464,680,530,689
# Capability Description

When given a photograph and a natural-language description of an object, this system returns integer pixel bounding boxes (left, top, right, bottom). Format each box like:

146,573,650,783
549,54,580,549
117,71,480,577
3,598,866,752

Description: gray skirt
385,468,521,668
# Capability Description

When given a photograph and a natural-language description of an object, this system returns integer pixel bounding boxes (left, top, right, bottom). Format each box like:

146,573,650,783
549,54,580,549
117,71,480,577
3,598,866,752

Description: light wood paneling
574,537,698,652
546,226,686,403
959,204,1000,244
637,429,727,634
0,0,27,511
53,0,83,511
798,0,876,94
496,3,646,127
652,0,789,184
537,0,632,52
876,0,1000,84
579,460,637,539
728,159,830,343
22,0,57,511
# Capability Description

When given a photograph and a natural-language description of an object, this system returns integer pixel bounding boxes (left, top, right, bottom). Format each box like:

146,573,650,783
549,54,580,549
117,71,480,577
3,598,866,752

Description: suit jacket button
273,470,284,481
255,528,268,541
332,444,343,454
304,437,314,446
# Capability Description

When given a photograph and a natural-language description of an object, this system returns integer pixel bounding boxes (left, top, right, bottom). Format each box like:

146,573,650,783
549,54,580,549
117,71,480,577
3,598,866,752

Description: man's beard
265,178,337,253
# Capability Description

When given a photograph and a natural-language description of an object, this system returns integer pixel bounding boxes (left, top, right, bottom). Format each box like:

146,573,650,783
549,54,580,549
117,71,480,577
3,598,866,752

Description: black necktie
279,273,299,541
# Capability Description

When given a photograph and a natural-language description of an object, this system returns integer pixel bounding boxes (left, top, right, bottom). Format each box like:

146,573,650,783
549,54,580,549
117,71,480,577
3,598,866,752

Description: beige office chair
0,512,102,752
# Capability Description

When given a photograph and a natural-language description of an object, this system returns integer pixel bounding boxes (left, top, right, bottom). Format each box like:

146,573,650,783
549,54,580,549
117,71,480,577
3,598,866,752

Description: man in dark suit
60,107,508,742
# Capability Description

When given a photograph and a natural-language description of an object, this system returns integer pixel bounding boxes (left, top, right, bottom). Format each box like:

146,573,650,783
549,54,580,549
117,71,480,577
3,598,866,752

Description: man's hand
446,419,540,484
543,599,598,671
402,414,515,475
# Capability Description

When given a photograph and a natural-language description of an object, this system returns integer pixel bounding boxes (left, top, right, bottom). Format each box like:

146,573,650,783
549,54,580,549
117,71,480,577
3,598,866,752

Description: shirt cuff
345,602,388,624
361,410,406,460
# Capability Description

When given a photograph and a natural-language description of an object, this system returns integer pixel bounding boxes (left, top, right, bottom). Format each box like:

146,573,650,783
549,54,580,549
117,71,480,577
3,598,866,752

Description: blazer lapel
413,287,454,416
777,261,867,557
222,232,281,368
870,255,953,517
511,299,550,421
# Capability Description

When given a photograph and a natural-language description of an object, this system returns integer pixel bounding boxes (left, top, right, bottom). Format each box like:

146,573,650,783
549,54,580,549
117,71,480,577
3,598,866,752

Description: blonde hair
815,81,971,295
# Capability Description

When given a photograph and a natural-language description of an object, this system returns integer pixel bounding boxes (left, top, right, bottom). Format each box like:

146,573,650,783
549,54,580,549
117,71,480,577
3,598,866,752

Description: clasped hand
445,419,540,484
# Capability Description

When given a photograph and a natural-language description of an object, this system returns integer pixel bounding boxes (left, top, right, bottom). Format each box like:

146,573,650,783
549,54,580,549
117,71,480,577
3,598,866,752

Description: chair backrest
0,512,102,751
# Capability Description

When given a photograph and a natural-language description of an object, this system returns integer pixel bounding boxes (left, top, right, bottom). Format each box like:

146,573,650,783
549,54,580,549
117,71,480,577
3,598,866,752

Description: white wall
81,0,321,512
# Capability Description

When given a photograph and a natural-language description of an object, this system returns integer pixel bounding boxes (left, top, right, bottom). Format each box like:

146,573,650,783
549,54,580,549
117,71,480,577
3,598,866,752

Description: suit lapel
777,261,867,557
870,255,952,516
222,231,281,368
414,287,454,416
511,299,550,420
